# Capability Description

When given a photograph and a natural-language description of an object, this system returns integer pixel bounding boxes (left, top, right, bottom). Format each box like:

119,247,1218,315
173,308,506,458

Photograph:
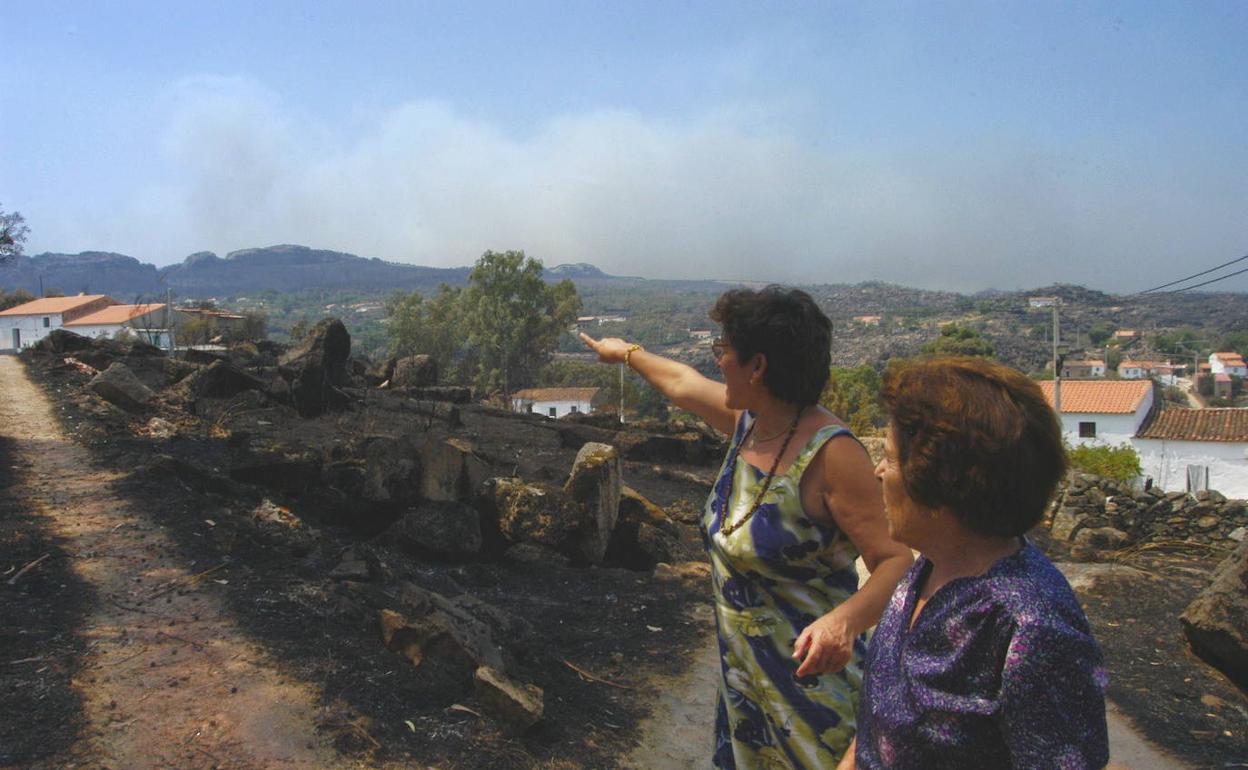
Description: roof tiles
0,295,114,316
1136,408,1248,442
64,304,166,326
512,387,602,402
1039,380,1152,414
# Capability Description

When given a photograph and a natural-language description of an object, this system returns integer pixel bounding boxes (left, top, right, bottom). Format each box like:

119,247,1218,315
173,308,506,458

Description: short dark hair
710,286,831,406
879,356,1065,537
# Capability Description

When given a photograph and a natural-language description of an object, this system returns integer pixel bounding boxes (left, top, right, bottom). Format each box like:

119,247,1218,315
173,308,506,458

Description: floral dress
702,412,865,769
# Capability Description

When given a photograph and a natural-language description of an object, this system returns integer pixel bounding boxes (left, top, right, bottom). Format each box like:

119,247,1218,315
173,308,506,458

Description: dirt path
0,356,357,770
624,601,1191,769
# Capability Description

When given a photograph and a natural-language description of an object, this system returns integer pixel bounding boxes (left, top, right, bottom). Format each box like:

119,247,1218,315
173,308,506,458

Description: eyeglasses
711,337,728,360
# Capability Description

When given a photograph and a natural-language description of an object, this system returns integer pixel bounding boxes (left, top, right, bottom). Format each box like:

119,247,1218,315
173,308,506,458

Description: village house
1112,329,1140,340
688,329,713,340
1134,407,1248,497
1209,351,1247,377
1213,373,1233,399
1117,360,1156,379
511,387,605,419
0,295,117,352
63,303,176,349
1061,359,1106,379
1039,380,1154,446
1027,296,1057,308
852,315,882,326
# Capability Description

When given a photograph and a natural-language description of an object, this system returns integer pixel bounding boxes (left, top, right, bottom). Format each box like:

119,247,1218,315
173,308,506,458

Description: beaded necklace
717,407,804,537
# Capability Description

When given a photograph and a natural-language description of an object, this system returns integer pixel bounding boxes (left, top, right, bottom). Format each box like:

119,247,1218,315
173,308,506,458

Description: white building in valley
511,387,604,419
1134,408,1248,497
0,295,116,351
1039,380,1154,447
63,303,175,349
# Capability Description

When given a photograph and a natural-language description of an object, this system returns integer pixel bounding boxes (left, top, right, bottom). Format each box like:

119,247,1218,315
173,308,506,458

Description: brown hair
710,285,831,406
879,356,1065,537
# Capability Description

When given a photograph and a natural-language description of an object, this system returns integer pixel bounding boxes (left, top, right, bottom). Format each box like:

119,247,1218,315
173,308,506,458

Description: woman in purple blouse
839,357,1110,769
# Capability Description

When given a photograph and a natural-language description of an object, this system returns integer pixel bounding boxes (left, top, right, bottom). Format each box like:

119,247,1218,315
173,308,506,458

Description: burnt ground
3,341,1247,769
2,349,714,770
1075,552,1248,768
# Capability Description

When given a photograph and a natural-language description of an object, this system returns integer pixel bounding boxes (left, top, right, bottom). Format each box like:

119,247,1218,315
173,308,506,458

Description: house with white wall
63,304,176,349
0,295,117,352
1039,380,1154,446
511,387,604,418
1061,359,1106,379
1134,408,1248,497
1209,352,1247,377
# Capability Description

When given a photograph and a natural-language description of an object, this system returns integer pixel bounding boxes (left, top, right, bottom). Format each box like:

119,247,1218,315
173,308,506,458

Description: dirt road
623,595,1192,769
0,355,357,770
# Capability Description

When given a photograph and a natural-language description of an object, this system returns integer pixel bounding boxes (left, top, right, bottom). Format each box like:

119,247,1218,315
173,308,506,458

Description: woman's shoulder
979,543,1095,636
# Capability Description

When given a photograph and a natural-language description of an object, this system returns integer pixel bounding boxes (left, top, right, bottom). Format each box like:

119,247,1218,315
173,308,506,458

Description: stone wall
1049,471,1247,553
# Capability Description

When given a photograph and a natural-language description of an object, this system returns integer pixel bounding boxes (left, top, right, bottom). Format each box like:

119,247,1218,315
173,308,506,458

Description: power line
1134,252,1248,294
1168,265,1248,293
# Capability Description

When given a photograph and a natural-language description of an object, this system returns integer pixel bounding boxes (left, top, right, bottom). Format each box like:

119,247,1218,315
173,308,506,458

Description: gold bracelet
623,343,643,368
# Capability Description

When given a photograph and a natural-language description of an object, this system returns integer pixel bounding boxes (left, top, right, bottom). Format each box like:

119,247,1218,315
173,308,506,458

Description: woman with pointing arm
582,286,911,769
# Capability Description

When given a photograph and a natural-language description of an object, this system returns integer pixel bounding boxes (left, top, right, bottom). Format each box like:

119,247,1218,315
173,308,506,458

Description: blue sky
2,1,1245,291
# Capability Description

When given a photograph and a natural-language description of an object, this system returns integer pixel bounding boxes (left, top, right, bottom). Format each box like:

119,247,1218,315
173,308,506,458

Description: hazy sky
3,1,1245,291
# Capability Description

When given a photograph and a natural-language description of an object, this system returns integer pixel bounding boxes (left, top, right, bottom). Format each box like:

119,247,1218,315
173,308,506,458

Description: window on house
548,407,557,417
1078,421,1096,438
525,403,533,413
43,317,50,328
570,405,578,413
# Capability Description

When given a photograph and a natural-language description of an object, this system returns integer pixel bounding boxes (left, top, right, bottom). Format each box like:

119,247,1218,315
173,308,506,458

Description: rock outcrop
1180,539,1248,688
88,362,154,412
278,318,351,417
562,442,621,564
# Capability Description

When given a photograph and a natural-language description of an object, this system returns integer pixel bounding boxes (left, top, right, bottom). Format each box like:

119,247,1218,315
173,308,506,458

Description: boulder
562,442,621,564
1050,507,1085,541
278,318,352,417
35,328,94,354
482,477,570,551
605,486,677,570
419,437,491,502
1071,526,1129,551
1180,538,1248,687
387,500,483,559
391,354,438,388
229,445,322,493
361,436,422,506
177,359,270,401
474,666,544,734
364,355,397,386
88,362,154,412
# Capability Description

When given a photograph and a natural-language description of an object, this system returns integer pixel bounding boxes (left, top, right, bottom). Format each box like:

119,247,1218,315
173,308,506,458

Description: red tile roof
1039,380,1152,414
512,387,602,402
64,304,166,326
0,295,114,316
1136,408,1248,442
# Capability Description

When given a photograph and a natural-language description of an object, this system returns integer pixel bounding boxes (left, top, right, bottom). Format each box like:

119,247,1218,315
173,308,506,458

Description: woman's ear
750,353,768,385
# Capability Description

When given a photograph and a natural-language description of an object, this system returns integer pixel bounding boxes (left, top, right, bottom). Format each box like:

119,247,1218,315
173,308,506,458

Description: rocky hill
157,244,472,296
0,251,164,297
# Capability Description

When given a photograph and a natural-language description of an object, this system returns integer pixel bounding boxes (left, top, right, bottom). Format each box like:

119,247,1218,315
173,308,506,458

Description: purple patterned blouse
856,542,1109,769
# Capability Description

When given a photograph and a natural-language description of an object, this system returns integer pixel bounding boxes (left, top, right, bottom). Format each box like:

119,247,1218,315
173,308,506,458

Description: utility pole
618,363,625,424
1053,301,1062,414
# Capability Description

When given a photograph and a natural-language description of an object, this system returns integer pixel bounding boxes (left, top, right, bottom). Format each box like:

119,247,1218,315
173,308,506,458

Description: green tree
237,311,268,342
1215,332,1248,356
460,250,581,396
385,284,465,378
921,323,995,357
0,288,36,311
820,365,883,435
1087,324,1111,346
0,204,30,262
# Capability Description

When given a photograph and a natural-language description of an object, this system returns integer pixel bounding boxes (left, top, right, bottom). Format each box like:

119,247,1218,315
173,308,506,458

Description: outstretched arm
579,333,736,435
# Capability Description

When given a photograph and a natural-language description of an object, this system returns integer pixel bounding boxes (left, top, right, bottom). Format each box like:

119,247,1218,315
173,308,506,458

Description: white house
1061,359,1106,379
1039,380,1154,447
63,303,175,349
1209,352,1247,377
511,387,604,418
1134,408,1248,497
0,295,117,352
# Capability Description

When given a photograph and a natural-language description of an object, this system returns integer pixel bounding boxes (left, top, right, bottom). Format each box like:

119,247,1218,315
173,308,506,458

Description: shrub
1066,442,1142,484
